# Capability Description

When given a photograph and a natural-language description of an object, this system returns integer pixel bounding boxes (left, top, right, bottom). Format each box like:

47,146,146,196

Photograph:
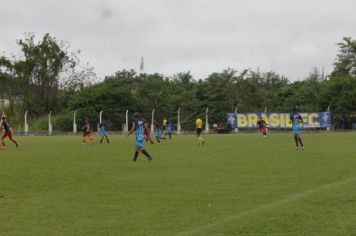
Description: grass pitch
0,132,356,235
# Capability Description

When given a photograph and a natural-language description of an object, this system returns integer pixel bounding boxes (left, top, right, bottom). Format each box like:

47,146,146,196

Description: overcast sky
0,0,355,81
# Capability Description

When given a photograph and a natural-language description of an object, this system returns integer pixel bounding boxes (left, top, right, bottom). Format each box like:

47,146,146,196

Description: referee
195,116,205,145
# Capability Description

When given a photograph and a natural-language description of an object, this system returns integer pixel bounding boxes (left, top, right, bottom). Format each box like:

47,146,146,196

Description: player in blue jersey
166,117,173,140
289,107,304,150
154,120,163,143
127,112,152,162
99,123,110,144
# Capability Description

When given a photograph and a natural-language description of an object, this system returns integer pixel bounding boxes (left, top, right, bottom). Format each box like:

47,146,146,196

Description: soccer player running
0,115,19,149
257,117,268,138
289,107,304,150
99,123,110,144
82,118,94,144
195,115,205,145
154,120,163,143
143,119,154,144
127,112,153,162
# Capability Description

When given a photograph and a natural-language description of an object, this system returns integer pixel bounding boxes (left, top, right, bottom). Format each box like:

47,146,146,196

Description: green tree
333,37,356,77
170,72,200,129
1,33,95,116
320,75,356,129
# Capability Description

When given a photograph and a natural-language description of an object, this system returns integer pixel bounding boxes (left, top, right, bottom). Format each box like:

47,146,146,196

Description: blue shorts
292,126,301,135
155,130,161,138
136,134,144,148
99,131,107,137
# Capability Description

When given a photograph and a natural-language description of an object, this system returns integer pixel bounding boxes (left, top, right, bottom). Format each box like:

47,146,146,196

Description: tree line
0,33,355,131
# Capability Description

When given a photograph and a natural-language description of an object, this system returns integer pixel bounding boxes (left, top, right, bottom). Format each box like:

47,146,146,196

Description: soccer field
0,132,355,235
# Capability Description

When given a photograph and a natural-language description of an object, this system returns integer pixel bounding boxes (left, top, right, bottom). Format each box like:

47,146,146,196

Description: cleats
148,156,153,162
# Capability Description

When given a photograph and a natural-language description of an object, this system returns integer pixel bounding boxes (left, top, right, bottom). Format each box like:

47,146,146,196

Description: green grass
0,132,356,236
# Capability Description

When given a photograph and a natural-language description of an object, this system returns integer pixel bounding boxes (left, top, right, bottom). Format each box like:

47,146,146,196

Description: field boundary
13,130,356,137
175,176,356,236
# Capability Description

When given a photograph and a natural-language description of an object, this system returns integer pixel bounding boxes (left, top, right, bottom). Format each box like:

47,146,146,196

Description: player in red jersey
82,118,94,144
143,119,154,144
1,115,19,149
257,117,268,138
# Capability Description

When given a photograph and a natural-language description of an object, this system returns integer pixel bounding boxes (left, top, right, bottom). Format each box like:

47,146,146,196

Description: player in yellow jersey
195,116,205,145
162,117,168,138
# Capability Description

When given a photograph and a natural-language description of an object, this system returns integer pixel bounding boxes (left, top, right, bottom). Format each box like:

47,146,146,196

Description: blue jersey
135,119,145,147
135,120,144,136
290,113,302,127
99,126,107,136
167,121,172,133
290,113,303,134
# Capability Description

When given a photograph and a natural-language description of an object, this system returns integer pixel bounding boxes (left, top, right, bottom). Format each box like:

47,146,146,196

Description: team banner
227,112,332,128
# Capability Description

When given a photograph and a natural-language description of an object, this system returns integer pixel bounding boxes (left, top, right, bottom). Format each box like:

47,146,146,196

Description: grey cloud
0,0,355,80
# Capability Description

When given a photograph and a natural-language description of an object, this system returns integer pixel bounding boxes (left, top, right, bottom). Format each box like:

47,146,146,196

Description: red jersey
257,119,267,128
1,120,11,132
82,122,90,133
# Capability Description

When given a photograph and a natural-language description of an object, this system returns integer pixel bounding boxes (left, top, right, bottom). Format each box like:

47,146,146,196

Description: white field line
175,176,356,236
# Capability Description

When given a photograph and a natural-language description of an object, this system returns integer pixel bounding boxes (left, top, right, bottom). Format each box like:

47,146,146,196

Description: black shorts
196,128,202,135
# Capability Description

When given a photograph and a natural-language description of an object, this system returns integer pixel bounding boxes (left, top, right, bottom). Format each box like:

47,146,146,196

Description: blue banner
227,112,332,128
227,113,237,128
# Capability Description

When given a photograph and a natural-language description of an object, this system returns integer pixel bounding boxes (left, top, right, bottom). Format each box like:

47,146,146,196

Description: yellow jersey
163,119,167,126
196,118,203,129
